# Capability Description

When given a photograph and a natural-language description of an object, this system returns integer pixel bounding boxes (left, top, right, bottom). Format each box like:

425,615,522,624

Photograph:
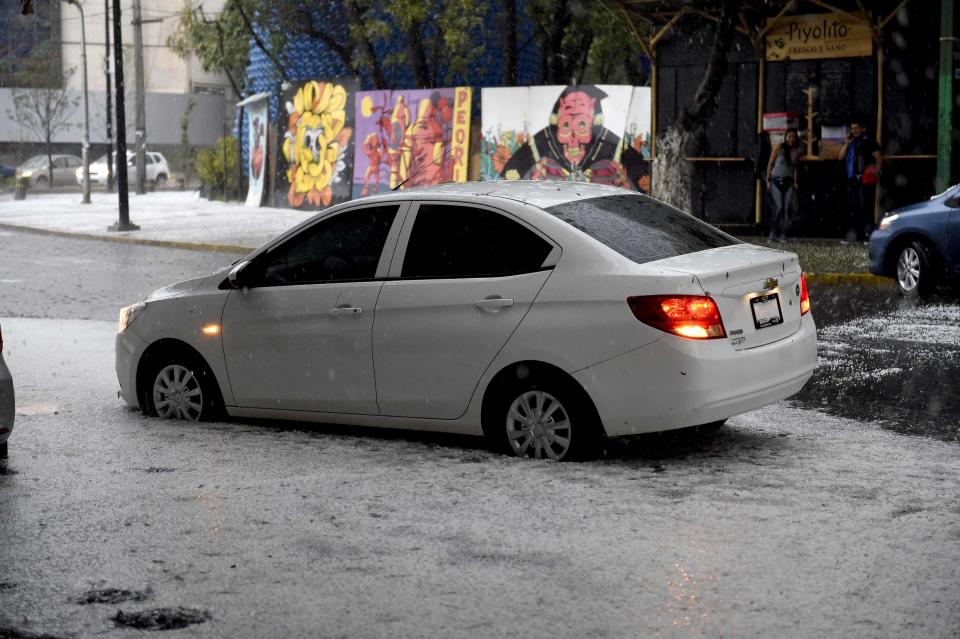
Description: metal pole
65,0,91,204
104,0,114,192
132,0,146,194
937,0,957,193
108,0,139,232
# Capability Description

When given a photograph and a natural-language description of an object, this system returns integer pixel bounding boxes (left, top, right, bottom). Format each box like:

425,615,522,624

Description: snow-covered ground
1,316,958,638
0,190,314,250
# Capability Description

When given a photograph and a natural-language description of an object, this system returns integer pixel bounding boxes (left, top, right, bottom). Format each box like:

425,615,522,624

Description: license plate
750,293,783,329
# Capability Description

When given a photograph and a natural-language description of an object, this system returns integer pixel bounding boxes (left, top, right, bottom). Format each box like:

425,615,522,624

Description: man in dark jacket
837,118,883,243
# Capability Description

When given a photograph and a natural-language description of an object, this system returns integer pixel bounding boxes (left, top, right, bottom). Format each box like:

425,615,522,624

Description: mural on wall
245,96,269,207
352,87,472,198
481,85,651,192
280,80,357,209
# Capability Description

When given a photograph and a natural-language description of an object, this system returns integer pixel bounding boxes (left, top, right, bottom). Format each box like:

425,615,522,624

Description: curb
0,222,253,254
804,272,892,286
1,221,894,285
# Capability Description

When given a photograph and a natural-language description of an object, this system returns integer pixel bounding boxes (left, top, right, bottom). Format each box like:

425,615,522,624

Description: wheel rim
506,390,572,460
896,247,921,291
152,364,203,421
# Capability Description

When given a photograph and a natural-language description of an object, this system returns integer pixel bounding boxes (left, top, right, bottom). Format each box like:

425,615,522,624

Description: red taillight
799,273,811,316
627,295,726,339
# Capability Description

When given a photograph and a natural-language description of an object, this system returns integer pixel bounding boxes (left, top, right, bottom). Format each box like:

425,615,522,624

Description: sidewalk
0,190,313,253
0,190,885,283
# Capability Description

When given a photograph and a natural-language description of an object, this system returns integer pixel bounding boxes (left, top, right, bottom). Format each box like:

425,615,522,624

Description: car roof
354,180,636,210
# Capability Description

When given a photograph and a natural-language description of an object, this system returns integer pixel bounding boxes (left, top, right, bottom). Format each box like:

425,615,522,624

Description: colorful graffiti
244,96,268,207
352,87,471,198
280,80,356,209
481,85,651,192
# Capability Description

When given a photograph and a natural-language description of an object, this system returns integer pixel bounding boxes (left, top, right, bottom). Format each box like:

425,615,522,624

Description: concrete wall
0,89,226,146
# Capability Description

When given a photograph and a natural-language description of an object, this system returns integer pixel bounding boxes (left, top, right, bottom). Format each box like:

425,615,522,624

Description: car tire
696,419,727,433
34,175,49,188
0,441,7,459
489,373,601,461
142,352,222,422
155,173,167,187
895,240,936,298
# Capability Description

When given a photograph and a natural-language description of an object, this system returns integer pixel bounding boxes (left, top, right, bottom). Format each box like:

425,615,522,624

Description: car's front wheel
895,241,935,298
143,355,221,421
492,376,601,461
155,173,167,187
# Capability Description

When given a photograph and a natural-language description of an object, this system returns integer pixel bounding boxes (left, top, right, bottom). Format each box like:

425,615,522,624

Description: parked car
869,183,960,297
16,154,83,187
0,322,13,459
0,163,15,178
115,182,817,461
77,151,170,187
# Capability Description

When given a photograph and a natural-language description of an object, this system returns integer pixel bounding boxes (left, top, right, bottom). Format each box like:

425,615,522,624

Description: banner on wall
352,87,472,198
278,80,358,210
243,94,269,207
480,85,651,192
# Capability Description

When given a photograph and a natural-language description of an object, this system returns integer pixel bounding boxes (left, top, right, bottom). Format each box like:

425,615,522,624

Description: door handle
474,297,514,311
329,305,363,316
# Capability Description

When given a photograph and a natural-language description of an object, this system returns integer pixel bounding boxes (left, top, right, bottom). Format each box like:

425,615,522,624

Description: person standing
838,118,882,243
765,128,802,243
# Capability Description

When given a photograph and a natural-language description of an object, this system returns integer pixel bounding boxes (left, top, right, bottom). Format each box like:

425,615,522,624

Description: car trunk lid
655,245,804,350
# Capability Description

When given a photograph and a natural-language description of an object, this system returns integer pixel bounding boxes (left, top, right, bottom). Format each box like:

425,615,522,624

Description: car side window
401,204,553,278
256,205,399,286
66,157,81,167
53,157,68,168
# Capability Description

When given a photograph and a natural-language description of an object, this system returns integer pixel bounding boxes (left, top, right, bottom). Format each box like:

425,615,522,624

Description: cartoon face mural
352,88,471,199
250,116,265,180
481,85,651,192
281,81,355,209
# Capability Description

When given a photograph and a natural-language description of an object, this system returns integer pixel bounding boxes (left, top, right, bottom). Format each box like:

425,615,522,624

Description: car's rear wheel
143,355,221,421
895,241,935,298
492,376,601,461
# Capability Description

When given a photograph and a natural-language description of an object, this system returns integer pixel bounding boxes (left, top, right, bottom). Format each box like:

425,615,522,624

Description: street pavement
0,207,958,637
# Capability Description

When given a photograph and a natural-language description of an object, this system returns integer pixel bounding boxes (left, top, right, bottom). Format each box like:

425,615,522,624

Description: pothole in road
111,608,211,631
71,588,150,605
0,627,65,639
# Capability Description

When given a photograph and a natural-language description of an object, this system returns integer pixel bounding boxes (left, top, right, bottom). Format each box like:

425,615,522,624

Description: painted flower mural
282,81,354,209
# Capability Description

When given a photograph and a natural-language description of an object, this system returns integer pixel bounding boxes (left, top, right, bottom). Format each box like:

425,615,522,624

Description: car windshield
22,156,47,168
546,194,739,265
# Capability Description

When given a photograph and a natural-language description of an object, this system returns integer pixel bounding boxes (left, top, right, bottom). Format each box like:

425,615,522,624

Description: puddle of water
111,607,210,631
71,588,150,605
16,403,58,416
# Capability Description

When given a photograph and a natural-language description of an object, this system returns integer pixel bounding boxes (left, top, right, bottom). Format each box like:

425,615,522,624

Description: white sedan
115,182,817,461
0,322,13,459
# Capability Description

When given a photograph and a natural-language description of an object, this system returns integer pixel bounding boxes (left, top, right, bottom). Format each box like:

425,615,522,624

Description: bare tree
7,66,79,187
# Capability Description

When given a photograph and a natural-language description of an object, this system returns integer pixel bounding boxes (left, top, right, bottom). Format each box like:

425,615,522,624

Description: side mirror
228,261,255,289
945,196,960,209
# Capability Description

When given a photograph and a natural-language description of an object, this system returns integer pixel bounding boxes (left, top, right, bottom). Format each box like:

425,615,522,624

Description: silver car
0,322,13,458
16,154,83,188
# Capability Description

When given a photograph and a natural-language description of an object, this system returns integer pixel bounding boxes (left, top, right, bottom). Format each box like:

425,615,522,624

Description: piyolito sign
766,12,873,61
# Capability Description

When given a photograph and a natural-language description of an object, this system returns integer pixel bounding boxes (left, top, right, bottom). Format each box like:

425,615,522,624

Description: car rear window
546,194,738,264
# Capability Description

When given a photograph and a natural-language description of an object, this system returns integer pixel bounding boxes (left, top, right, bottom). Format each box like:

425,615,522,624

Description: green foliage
196,136,239,198
168,0,250,94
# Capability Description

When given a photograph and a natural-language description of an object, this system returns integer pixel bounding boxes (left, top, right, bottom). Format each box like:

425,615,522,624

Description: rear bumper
0,357,14,443
573,314,818,436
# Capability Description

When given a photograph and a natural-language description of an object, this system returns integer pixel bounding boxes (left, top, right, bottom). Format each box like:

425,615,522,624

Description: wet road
0,231,958,637
796,281,960,441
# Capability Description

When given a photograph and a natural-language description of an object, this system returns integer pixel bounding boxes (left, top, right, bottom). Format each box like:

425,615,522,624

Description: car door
52,157,71,186
373,202,557,419
221,203,407,413
946,187,960,274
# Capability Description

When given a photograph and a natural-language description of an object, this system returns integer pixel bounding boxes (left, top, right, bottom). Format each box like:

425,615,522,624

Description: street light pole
64,0,91,204
104,0,114,192
108,0,139,231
